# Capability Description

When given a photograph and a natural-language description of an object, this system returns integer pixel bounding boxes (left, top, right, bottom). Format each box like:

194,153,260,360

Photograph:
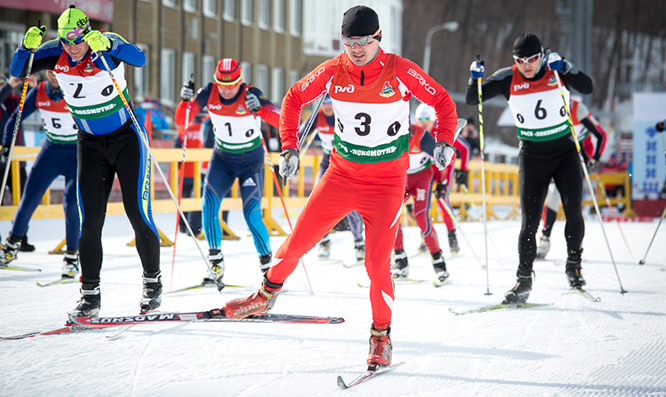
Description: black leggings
518,136,584,275
77,123,160,287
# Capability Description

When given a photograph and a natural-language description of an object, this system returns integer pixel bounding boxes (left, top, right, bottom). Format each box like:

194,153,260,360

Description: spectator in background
461,116,480,157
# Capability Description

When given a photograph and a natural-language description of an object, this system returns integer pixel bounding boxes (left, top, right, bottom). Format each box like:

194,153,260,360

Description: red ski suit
268,48,457,327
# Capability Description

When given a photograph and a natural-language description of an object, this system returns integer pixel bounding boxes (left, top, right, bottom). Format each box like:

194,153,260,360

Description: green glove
23,26,47,50
83,30,111,52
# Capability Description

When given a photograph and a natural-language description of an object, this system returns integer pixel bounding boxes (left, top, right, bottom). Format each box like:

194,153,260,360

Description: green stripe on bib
66,88,130,120
216,136,261,153
517,120,572,142
334,134,408,164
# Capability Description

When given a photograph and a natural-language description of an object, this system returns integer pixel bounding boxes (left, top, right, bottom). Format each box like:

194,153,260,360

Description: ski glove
470,61,485,80
434,182,447,199
245,92,261,113
586,159,600,174
23,25,46,50
433,142,455,170
83,31,111,52
455,169,469,187
181,80,195,101
656,121,665,132
545,52,565,73
0,146,9,165
278,148,299,179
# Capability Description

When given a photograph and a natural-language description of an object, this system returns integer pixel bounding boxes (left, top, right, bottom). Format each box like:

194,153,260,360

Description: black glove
0,146,10,165
455,169,468,187
587,159,601,174
434,182,447,199
656,121,665,132
180,80,195,101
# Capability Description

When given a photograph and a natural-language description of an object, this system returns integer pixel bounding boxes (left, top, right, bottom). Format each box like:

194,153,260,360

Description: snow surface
1,208,665,396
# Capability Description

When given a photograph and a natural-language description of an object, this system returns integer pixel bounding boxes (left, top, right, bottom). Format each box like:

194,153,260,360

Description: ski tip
337,375,349,389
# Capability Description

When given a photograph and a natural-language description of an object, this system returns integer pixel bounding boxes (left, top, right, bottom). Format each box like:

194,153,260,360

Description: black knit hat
513,33,543,57
341,5,380,37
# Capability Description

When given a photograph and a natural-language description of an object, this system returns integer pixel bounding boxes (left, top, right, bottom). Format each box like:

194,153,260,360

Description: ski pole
169,74,194,292
95,52,219,287
436,196,484,269
284,93,326,188
638,205,666,265
460,184,480,214
475,55,492,296
246,93,314,294
552,69,626,294
0,23,42,206
591,170,634,259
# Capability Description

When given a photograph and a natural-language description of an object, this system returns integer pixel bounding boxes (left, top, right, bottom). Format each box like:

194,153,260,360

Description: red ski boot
367,324,392,370
221,277,282,319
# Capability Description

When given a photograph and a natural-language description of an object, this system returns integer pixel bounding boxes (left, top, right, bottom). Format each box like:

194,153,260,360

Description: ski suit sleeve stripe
174,83,211,127
104,32,146,68
465,67,513,105
279,59,337,150
10,40,60,78
3,86,38,145
248,86,280,128
395,57,457,145
453,136,470,171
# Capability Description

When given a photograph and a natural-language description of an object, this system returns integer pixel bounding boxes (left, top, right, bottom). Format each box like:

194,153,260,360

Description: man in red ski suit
221,5,458,369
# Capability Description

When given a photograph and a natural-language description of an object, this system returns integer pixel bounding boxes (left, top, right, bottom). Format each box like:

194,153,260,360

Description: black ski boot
432,250,449,282
448,230,460,254
391,250,409,279
141,271,162,312
19,233,35,252
317,235,331,259
565,257,586,288
259,253,272,273
354,239,365,261
61,250,80,279
503,272,533,303
203,249,224,285
69,285,101,320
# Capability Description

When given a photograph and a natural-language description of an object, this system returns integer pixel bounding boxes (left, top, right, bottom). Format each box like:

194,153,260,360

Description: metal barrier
0,149,633,229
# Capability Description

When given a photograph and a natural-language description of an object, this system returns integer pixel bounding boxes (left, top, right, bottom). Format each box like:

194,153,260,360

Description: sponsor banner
0,0,114,23
632,93,666,199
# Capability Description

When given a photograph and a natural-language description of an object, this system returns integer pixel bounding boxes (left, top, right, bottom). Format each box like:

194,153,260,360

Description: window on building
134,44,150,102
183,0,196,12
257,64,269,95
161,48,176,105
289,0,301,36
241,0,253,25
258,0,270,29
271,68,284,104
182,52,195,87
273,0,285,32
162,0,177,8
288,69,300,87
202,55,215,85
241,62,252,84
203,0,216,17
223,0,235,21
186,17,198,39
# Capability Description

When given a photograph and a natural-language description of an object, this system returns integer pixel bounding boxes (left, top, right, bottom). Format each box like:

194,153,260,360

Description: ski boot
536,235,550,259
69,285,101,320
141,271,162,312
367,324,392,370
432,250,449,282
503,272,533,303
203,249,224,285
354,239,365,261
259,253,272,274
417,240,427,253
448,229,460,254
0,234,22,268
391,250,409,279
19,233,35,252
317,236,331,259
565,257,586,288
222,276,282,319
61,250,79,279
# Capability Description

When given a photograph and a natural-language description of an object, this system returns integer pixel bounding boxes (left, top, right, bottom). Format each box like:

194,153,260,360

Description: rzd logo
407,69,435,95
334,84,354,94
300,66,325,91
513,82,530,91
208,104,222,111
55,64,69,72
